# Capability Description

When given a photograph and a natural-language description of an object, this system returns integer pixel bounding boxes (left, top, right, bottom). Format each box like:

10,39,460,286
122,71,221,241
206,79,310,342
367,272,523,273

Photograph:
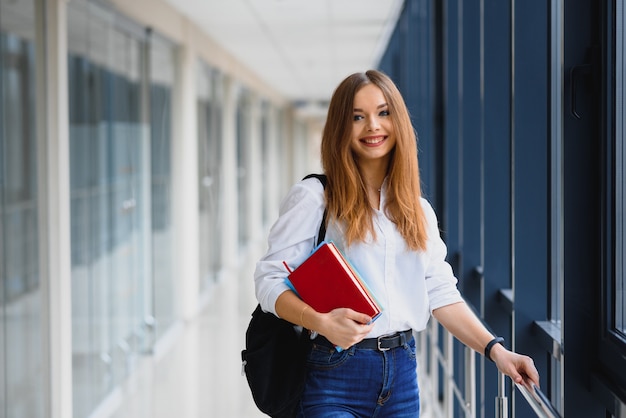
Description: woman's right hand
314,308,374,350
275,292,374,349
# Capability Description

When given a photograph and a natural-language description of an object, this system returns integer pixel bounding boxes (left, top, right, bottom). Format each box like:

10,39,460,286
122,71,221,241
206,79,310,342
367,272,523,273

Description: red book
284,241,382,321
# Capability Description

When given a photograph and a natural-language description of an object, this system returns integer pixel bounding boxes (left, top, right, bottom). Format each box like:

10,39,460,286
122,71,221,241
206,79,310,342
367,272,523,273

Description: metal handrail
495,370,508,418
494,370,562,418
418,320,562,418
514,380,562,418
418,286,562,418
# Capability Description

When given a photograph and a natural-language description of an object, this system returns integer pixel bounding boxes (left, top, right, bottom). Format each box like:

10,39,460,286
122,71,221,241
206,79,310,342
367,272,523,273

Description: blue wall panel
511,1,550,416
378,0,622,415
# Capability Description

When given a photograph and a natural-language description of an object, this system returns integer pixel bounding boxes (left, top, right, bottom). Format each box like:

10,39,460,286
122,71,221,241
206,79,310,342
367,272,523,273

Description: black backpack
241,174,327,417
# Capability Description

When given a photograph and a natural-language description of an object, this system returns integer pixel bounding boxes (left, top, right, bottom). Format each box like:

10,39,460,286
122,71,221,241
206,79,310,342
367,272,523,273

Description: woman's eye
353,114,364,121
380,110,390,116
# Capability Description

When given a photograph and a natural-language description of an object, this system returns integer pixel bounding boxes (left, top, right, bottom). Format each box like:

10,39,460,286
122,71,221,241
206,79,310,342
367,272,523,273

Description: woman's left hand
490,343,540,387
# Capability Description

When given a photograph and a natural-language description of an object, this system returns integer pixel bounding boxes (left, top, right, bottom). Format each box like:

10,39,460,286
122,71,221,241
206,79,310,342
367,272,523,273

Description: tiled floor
108,263,266,418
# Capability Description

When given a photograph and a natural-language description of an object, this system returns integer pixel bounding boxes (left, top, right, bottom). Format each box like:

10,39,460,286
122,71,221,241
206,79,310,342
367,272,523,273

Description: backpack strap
302,173,327,187
302,174,328,247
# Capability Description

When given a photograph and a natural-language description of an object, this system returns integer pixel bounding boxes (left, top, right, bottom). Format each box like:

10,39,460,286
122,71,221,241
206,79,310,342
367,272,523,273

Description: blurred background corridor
1,0,626,417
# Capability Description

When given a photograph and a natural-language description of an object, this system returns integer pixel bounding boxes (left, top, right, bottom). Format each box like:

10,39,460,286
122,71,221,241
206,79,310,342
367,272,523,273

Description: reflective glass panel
260,102,270,226
0,0,44,416
236,90,250,247
197,63,224,291
617,0,625,335
68,1,151,415
149,33,176,338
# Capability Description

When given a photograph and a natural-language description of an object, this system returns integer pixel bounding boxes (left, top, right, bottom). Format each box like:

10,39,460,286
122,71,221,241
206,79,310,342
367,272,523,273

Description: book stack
284,241,382,321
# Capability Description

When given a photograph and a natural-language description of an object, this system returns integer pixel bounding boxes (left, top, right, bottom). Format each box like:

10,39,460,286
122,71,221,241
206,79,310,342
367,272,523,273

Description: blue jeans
297,336,420,417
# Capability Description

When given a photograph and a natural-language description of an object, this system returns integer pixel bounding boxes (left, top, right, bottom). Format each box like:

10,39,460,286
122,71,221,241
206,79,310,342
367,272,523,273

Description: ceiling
163,0,404,112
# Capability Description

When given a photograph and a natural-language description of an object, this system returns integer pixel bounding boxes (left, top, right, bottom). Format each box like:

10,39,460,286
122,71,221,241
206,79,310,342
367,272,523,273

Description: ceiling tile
163,0,404,108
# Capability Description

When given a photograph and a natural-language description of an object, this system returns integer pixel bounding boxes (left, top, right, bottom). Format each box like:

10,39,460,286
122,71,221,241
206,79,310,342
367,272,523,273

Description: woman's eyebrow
353,103,389,112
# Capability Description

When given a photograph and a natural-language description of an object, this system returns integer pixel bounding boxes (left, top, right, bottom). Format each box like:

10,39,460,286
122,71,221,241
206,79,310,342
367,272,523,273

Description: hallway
103,254,437,418
107,262,265,418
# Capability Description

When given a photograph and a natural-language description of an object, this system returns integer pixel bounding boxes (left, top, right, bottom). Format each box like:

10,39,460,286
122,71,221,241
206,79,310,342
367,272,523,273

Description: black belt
315,330,413,351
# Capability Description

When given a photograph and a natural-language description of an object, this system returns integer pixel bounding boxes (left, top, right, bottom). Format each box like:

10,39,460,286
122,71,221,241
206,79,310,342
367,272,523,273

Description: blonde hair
320,70,428,251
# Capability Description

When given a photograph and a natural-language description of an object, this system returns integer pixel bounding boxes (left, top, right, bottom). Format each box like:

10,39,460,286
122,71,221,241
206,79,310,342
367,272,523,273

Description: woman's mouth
360,135,387,145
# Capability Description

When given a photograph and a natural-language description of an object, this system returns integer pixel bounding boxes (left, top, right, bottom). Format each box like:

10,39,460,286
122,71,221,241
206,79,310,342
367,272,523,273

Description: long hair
320,70,428,251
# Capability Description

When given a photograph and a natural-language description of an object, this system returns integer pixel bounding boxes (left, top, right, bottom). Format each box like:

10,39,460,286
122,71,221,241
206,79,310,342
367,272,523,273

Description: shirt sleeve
421,199,465,311
254,178,326,316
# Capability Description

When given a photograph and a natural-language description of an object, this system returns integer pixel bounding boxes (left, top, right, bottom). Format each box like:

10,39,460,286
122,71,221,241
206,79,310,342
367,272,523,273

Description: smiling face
350,83,396,166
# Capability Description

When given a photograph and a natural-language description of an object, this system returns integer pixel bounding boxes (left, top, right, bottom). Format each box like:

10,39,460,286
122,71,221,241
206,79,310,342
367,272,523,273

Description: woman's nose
367,117,380,131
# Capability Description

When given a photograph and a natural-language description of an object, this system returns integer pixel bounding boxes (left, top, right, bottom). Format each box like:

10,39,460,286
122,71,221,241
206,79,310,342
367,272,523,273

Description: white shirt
254,176,464,338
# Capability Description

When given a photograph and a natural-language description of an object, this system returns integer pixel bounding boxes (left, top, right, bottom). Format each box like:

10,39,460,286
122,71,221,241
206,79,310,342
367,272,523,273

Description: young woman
254,70,539,417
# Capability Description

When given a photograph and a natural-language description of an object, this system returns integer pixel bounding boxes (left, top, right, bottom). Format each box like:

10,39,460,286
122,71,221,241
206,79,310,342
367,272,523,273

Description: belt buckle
377,336,390,351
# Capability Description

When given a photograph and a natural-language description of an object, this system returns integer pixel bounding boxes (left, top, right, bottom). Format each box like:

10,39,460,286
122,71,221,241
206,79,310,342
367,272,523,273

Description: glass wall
0,0,44,416
67,1,152,416
197,62,224,291
260,101,270,226
616,0,625,336
236,89,251,248
149,32,176,341
595,0,626,411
